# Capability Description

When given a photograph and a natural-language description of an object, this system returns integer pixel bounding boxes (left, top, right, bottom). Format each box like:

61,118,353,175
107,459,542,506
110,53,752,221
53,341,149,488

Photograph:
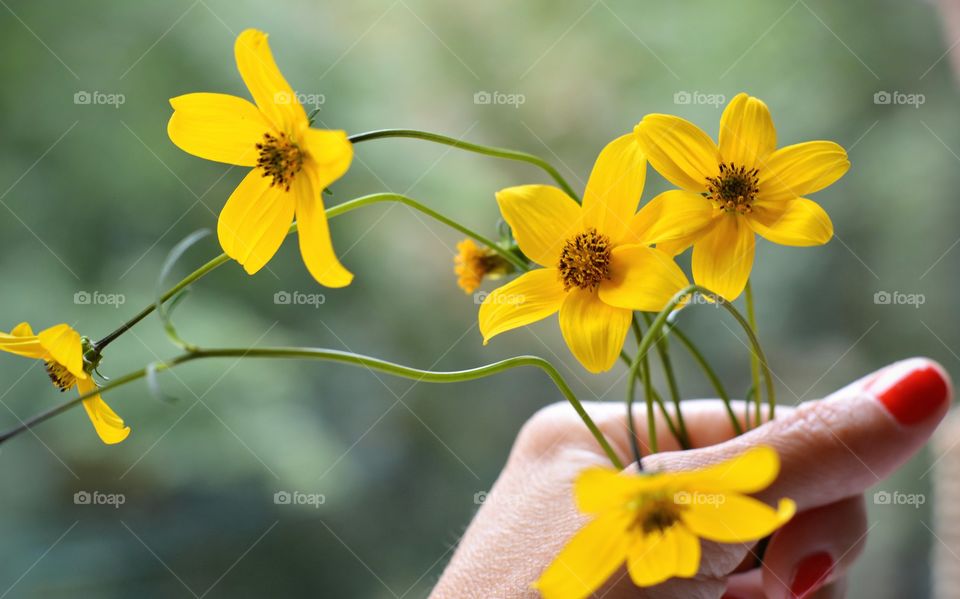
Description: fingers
760,495,867,599
725,569,847,599
644,357,951,512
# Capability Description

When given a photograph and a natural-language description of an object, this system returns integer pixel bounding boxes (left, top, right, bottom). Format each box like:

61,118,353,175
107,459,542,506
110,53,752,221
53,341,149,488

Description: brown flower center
256,132,304,190
45,360,76,391
558,228,612,291
706,162,759,215
631,495,685,535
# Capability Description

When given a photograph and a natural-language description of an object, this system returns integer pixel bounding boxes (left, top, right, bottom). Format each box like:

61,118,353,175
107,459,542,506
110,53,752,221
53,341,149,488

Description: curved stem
0,348,623,468
95,193,527,351
348,129,580,201
670,326,743,436
744,281,765,423
626,286,775,457
642,314,690,449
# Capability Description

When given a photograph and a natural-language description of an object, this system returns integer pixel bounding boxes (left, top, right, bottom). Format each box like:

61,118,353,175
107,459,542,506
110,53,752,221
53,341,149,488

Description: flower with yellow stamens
0,323,129,444
453,239,512,294
479,135,713,373
534,446,795,598
167,29,353,287
634,92,850,301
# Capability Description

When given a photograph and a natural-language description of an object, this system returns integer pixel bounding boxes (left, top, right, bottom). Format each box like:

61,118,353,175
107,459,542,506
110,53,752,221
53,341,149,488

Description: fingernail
721,594,745,599
868,361,950,426
790,551,833,598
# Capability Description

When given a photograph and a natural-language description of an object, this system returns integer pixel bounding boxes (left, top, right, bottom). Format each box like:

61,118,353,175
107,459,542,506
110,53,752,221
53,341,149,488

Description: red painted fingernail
868,361,950,426
790,551,833,598
721,594,745,599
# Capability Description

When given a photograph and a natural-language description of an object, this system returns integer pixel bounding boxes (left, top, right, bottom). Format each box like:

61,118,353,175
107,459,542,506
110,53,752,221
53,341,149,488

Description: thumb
644,357,951,511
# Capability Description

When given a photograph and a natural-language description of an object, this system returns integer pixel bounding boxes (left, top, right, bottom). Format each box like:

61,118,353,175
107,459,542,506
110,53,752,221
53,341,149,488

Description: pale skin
430,358,951,598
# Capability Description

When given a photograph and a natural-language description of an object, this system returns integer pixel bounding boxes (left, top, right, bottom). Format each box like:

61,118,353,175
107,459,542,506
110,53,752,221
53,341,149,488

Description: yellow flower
479,135,711,373
634,93,850,301
0,323,130,444
167,29,353,288
534,446,795,598
453,238,511,294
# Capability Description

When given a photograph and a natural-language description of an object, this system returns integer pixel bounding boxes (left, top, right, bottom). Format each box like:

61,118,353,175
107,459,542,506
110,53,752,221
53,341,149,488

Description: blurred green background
0,0,956,596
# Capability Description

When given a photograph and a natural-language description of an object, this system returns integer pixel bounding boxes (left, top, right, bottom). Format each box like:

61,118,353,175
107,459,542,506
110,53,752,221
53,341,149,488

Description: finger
725,569,847,599
761,496,867,599
644,357,951,512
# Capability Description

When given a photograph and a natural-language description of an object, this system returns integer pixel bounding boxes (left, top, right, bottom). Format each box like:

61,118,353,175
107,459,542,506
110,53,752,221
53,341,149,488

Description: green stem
94,193,527,351
0,348,623,468
348,129,580,201
618,349,679,453
642,314,690,449
744,281,767,423
670,326,742,436
626,286,774,457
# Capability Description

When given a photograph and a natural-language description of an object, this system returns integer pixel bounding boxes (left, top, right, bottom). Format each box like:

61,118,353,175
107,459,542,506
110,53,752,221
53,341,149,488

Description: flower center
705,162,759,215
558,228,612,291
45,360,76,391
632,496,685,535
256,132,304,191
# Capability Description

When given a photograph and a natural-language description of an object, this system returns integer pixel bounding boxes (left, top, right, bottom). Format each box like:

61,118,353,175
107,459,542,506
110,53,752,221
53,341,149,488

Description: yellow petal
479,269,566,343
167,93,270,166
533,511,633,599
77,377,130,445
581,134,646,243
295,168,353,288
598,246,689,312
747,198,833,247
625,189,717,246
718,93,776,170
634,114,719,192
674,446,781,494
0,322,46,359
495,185,582,268
234,29,307,133
656,230,704,257
559,290,631,373
758,141,849,203
217,169,296,275
626,525,701,587
682,495,796,543
691,214,755,301
301,128,353,190
575,467,666,514
37,324,84,378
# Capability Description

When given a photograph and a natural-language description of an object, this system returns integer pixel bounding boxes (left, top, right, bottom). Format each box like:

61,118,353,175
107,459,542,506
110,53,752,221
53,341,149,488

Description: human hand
430,358,951,599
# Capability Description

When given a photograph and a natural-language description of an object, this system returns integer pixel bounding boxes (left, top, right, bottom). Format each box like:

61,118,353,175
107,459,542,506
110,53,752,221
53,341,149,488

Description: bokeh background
0,0,957,596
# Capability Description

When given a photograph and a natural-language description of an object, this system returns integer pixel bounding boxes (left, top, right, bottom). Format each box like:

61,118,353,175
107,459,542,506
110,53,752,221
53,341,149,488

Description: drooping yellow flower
453,238,512,294
0,323,129,444
167,29,353,287
634,93,850,301
534,446,795,598
479,135,712,373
